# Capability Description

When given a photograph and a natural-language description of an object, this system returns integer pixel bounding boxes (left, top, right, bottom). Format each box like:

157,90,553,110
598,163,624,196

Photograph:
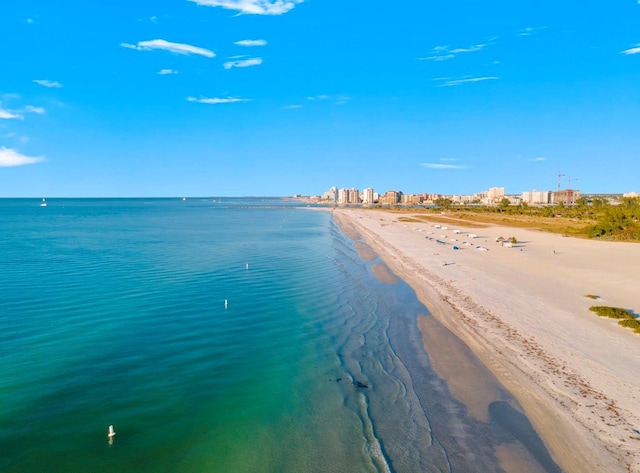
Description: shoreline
333,208,640,472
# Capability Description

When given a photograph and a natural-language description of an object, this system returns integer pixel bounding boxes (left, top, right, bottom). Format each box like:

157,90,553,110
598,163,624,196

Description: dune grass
590,306,640,334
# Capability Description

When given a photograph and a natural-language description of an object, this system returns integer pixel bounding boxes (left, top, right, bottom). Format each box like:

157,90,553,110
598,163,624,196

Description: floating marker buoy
108,425,116,437
245,263,249,270
224,299,228,309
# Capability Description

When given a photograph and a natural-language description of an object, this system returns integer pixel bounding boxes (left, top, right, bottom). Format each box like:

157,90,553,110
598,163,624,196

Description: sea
0,198,561,473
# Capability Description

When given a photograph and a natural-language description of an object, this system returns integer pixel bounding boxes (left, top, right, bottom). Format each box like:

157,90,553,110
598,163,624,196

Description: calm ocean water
0,198,559,472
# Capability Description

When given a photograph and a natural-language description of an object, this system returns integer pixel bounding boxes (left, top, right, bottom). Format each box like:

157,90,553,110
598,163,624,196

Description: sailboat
40,198,48,207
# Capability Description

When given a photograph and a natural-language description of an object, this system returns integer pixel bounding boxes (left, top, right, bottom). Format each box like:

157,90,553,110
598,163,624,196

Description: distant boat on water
182,197,186,201
40,198,48,207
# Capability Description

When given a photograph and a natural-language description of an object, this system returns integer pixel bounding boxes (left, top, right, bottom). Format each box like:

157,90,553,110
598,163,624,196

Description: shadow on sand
489,401,562,473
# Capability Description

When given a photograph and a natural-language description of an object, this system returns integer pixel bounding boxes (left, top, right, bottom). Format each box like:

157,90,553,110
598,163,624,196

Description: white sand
335,208,640,473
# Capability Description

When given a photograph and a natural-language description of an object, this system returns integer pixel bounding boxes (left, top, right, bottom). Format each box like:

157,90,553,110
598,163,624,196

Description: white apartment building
322,187,338,202
521,190,551,204
362,188,375,204
487,187,505,201
337,188,361,204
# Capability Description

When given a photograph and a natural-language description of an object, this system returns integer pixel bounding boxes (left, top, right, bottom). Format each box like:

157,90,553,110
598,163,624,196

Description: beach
334,208,640,473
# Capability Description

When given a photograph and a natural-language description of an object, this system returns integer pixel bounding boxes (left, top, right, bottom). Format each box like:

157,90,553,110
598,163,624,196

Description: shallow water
0,198,559,472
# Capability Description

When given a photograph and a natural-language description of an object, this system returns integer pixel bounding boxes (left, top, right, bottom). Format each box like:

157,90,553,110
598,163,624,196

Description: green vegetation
585,294,599,300
589,306,632,319
618,319,640,334
589,306,640,335
395,196,640,241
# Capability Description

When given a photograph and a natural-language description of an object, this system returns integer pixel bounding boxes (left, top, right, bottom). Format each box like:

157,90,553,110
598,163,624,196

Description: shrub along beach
334,208,640,472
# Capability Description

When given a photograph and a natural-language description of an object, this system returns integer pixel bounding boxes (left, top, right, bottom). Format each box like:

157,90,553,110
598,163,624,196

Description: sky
1,0,639,197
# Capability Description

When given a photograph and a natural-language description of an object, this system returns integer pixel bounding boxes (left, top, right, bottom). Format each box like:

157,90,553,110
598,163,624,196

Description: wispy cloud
187,96,250,104
223,57,263,69
24,105,46,115
621,43,640,55
305,94,350,105
121,39,215,57
157,68,178,75
420,42,488,61
529,157,546,162
235,39,267,47
188,0,303,15
0,147,45,167
283,104,302,109
33,79,62,88
518,26,547,36
436,76,499,87
0,108,22,120
421,162,466,169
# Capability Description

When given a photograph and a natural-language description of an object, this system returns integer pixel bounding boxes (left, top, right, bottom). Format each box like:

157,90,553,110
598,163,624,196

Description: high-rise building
362,188,375,204
322,187,337,202
522,190,551,204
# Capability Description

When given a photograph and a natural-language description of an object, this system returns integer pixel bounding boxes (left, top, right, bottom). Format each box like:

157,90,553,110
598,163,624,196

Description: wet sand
334,208,640,473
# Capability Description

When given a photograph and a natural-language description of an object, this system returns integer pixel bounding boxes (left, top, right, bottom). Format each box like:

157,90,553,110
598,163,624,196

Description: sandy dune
335,208,640,473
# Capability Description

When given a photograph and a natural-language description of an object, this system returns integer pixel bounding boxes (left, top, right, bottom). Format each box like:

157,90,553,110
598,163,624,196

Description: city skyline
314,184,591,206
1,1,639,197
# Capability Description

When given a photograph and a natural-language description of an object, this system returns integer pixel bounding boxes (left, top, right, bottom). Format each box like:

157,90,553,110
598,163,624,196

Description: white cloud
419,54,454,61
121,39,215,57
529,157,546,162
33,79,63,88
235,39,267,47
26,18,34,24
422,42,488,61
223,57,263,69
157,68,178,75
187,96,250,104
307,95,329,100
421,163,466,169
518,26,547,36
283,104,302,109
24,105,46,114
450,44,485,54
439,76,499,87
621,44,640,55
0,147,45,167
0,108,23,120
188,0,302,15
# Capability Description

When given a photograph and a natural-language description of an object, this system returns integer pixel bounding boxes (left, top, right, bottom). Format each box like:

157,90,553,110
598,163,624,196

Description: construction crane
555,173,565,192
567,177,579,189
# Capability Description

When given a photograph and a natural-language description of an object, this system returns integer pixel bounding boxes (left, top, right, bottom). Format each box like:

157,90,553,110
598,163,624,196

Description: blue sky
1,0,639,197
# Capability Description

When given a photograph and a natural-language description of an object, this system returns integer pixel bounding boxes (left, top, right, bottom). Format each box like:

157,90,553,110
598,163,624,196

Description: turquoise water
0,198,559,472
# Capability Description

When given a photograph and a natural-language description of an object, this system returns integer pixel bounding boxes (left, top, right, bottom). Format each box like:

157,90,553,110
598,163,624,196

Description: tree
433,197,453,210
498,198,510,211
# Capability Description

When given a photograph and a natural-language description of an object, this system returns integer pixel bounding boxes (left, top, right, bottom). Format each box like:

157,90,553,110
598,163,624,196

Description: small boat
40,198,48,207
107,425,116,445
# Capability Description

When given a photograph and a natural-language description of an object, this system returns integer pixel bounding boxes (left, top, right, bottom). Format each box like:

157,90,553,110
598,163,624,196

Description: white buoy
108,425,116,437
245,263,249,270
224,299,228,309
